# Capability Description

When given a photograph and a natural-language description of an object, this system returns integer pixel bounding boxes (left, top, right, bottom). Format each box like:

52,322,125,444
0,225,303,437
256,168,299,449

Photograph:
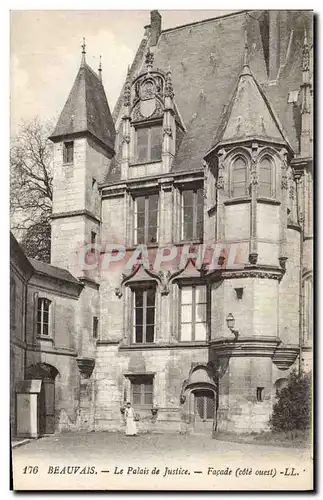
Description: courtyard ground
12,432,313,491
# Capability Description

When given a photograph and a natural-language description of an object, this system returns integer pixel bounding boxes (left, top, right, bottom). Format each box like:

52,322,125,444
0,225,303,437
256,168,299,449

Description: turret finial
302,27,310,72
98,55,102,81
81,37,86,65
243,29,248,67
242,29,251,75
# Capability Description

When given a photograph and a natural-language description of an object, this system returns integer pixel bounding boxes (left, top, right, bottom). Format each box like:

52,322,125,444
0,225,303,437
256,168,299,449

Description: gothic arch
26,362,59,380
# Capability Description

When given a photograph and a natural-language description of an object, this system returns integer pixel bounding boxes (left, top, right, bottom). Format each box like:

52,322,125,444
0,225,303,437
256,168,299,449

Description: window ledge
126,243,159,250
63,162,74,166
36,335,53,342
132,405,154,410
224,197,251,206
119,341,208,350
129,160,162,167
257,197,280,205
178,240,203,245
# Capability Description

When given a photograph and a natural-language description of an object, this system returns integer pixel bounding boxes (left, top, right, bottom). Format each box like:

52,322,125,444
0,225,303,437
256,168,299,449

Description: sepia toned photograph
10,8,313,491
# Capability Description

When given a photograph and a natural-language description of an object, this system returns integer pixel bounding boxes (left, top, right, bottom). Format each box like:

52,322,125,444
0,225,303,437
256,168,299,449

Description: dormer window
136,125,162,163
63,141,74,164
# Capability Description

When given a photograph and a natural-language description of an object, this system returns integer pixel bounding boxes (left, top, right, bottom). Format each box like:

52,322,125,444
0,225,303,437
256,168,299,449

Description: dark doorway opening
26,363,58,435
194,389,215,433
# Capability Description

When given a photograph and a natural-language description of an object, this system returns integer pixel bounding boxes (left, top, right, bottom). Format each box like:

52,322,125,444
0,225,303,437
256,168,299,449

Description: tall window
134,194,158,244
132,286,156,343
180,285,207,341
181,189,204,241
136,125,162,163
131,375,153,406
231,156,248,197
37,298,51,336
93,316,99,339
259,157,273,197
63,141,74,164
91,231,97,253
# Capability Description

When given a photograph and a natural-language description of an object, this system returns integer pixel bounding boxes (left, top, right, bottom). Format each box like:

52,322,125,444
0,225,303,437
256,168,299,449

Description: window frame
256,387,264,402
91,231,97,253
181,187,204,242
37,297,51,337
134,124,162,164
130,375,154,407
93,316,99,339
258,155,275,198
179,284,207,342
133,193,159,245
63,141,74,164
131,283,156,344
230,155,249,198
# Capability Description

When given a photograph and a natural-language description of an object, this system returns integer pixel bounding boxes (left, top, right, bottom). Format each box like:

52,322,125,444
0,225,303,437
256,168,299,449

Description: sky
10,10,238,133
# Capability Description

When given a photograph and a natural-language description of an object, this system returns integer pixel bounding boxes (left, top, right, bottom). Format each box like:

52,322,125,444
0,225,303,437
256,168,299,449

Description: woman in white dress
124,402,137,436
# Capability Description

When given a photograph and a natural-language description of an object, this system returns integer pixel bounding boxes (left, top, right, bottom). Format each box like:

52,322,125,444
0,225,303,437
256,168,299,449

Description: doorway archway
26,363,59,435
180,364,218,435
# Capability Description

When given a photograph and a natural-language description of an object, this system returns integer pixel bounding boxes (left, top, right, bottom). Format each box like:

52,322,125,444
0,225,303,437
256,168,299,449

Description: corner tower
49,41,116,279
204,31,300,432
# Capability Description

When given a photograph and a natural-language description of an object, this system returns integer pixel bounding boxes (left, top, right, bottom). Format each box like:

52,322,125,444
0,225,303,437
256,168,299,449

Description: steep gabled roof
29,258,81,285
49,61,116,154
106,10,311,180
210,62,292,151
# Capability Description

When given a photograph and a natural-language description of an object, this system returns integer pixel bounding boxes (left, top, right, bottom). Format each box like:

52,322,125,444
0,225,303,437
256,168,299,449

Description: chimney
150,10,162,46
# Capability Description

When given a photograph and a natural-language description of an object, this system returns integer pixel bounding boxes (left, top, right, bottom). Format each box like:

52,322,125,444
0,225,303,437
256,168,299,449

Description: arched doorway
26,363,59,435
192,389,215,434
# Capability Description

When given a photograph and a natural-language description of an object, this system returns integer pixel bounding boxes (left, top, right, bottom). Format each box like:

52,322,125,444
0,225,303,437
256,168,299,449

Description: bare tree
10,117,54,262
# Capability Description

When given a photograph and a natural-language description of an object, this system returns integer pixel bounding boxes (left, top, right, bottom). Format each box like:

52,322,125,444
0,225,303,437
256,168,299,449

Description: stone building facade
11,10,313,436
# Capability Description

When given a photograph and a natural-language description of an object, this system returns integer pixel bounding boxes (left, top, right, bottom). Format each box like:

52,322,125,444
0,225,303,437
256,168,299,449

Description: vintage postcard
10,9,313,491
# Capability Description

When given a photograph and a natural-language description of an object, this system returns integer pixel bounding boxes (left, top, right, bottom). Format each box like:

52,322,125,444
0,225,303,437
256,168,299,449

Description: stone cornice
96,340,120,346
210,336,281,357
26,344,78,357
272,344,300,370
207,266,284,282
119,342,208,351
50,209,101,224
209,337,299,372
77,276,100,290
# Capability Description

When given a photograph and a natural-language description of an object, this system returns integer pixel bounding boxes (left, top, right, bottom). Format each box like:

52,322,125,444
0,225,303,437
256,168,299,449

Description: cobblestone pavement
12,433,312,491
12,431,311,461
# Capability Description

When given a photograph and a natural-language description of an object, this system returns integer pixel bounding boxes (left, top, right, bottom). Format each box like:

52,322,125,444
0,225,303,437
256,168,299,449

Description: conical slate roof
50,61,116,154
211,63,291,151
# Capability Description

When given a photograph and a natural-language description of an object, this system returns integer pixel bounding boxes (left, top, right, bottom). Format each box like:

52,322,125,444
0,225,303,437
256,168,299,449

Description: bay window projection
180,285,207,341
